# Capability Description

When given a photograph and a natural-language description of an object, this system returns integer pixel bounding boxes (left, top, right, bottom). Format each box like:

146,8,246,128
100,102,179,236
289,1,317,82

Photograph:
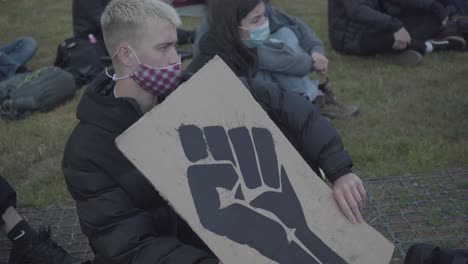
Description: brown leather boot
313,79,359,119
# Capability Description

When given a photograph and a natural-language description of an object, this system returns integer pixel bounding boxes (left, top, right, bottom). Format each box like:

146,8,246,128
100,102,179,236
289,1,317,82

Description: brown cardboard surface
116,56,395,264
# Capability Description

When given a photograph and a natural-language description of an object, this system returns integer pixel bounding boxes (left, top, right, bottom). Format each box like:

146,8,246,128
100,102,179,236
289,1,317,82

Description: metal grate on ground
363,168,468,263
0,206,93,262
0,169,467,263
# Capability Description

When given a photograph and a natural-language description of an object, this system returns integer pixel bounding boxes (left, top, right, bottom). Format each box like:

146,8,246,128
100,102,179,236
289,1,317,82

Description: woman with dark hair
188,0,358,119
188,0,367,227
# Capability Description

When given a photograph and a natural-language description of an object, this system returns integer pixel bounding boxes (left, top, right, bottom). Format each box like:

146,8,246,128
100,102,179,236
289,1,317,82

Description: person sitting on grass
0,176,87,264
328,0,467,66
189,0,359,119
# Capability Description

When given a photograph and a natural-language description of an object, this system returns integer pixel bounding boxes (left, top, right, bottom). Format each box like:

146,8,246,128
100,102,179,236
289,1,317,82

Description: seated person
0,176,86,264
0,37,37,82
191,0,359,119
62,0,366,263
328,0,466,65
72,0,196,59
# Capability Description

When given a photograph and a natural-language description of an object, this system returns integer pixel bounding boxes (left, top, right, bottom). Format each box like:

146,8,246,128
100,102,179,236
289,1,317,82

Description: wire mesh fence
363,168,468,263
1,169,467,263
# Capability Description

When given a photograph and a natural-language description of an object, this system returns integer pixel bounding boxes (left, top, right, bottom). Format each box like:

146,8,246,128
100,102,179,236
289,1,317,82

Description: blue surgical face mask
240,18,270,48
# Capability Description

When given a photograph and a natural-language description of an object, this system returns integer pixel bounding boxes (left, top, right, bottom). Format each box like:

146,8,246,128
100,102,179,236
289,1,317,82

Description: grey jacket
193,4,324,76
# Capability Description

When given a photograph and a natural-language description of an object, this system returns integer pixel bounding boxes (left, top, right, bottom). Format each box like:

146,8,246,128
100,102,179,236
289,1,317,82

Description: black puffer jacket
62,73,218,264
328,0,448,53
62,68,352,263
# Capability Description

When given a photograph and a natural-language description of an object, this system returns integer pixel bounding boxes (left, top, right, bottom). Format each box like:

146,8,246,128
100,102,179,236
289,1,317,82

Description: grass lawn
0,0,467,207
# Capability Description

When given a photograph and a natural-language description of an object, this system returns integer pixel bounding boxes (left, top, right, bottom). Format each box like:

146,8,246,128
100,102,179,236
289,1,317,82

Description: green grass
1,0,467,207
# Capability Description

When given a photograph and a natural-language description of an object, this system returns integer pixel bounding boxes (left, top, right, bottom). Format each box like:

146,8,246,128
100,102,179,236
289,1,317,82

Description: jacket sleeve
340,0,404,32
240,77,353,183
62,141,218,264
267,5,325,55
257,41,313,76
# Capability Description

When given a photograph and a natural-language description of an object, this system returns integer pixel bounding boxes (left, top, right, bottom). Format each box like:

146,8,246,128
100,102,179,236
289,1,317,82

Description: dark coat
62,73,218,264
62,68,353,263
72,0,110,41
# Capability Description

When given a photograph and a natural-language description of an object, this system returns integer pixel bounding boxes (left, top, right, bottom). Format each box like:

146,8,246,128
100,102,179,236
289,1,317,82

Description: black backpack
0,66,76,119
54,36,108,86
405,244,468,264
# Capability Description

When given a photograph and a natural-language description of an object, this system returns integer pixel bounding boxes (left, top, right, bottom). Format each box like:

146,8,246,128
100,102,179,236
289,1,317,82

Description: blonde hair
101,0,181,54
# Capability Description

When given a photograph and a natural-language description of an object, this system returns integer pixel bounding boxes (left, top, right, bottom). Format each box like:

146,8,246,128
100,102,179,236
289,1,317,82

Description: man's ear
115,43,138,68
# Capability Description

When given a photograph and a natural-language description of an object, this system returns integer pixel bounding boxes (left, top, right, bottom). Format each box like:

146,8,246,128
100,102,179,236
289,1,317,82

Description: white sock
425,42,434,53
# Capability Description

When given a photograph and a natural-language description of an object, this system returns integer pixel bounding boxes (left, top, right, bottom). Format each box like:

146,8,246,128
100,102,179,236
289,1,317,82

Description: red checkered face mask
106,46,182,97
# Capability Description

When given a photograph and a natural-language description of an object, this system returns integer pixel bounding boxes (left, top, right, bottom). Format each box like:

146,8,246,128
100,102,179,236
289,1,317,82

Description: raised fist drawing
179,125,347,264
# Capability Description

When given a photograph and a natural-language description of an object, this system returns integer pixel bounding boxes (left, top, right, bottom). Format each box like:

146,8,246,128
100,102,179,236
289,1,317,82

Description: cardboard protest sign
116,56,395,264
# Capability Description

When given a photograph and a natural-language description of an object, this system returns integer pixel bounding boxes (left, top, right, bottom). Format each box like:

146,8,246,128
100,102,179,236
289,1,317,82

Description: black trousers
358,13,442,55
0,176,17,218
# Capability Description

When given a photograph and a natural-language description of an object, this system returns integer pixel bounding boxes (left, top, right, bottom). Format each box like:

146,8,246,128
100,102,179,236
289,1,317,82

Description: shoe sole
382,50,423,67
445,35,467,50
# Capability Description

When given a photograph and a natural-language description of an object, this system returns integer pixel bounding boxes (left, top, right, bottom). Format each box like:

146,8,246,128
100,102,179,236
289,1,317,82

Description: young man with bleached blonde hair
63,0,365,263
62,0,220,263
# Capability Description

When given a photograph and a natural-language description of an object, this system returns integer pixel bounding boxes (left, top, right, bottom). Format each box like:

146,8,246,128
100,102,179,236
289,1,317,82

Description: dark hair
207,0,268,76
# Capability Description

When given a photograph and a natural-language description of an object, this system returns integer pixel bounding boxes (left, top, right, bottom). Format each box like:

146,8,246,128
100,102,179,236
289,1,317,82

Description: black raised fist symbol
179,125,347,264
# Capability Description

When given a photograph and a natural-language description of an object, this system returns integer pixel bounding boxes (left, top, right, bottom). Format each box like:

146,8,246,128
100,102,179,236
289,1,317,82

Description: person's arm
339,0,404,32
0,176,17,228
266,5,325,55
257,41,313,76
241,77,366,223
63,147,218,263
241,77,351,183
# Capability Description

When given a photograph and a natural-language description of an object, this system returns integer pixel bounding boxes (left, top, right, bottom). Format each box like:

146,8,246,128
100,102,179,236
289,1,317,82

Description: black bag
0,66,76,119
54,36,108,86
405,243,468,264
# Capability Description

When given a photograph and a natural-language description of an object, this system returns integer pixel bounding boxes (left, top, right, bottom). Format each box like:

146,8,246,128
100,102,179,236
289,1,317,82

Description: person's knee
17,36,38,54
272,27,299,44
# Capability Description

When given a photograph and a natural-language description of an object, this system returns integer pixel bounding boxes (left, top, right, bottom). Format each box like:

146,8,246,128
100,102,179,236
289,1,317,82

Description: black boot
8,226,89,264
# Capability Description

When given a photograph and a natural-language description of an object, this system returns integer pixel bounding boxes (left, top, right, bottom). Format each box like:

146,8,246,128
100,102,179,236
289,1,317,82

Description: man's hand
311,52,328,74
332,173,367,224
393,27,411,50
441,16,449,27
